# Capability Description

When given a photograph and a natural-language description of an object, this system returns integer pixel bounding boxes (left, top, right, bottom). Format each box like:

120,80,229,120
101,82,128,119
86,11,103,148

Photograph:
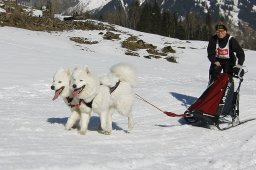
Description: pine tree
128,0,141,30
175,23,186,40
160,11,170,36
150,1,161,34
137,2,152,33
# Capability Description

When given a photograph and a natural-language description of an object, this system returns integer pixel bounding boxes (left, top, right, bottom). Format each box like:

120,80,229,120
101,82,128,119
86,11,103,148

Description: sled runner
182,67,245,130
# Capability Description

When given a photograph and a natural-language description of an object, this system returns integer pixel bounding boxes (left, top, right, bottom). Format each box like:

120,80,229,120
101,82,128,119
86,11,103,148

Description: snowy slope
0,23,256,170
66,0,112,14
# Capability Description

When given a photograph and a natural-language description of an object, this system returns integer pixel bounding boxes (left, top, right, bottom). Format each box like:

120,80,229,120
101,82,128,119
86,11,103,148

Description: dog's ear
73,67,79,71
84,65,92,74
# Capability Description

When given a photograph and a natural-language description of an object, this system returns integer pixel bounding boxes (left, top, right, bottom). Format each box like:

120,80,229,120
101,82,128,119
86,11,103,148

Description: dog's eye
80,80,83,82
58,81,62,83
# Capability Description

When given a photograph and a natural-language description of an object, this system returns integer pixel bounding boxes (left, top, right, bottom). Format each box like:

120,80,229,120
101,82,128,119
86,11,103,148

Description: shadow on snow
47,116,124,131
156,92,197,127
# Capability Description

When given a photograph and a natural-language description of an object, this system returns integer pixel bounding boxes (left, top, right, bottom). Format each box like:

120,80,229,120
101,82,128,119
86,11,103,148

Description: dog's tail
111,63,137,87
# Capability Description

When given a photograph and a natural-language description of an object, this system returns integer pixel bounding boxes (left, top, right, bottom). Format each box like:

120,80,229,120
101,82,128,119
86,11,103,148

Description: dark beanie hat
215,24,227,31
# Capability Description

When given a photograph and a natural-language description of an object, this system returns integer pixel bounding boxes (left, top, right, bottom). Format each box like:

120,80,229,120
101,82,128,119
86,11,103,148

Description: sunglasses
216,29,226,34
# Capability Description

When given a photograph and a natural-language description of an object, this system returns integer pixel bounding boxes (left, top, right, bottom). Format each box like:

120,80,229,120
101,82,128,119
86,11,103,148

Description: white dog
71,66,112,134
100,63,137,133
51,68,84,133
71,63,136,134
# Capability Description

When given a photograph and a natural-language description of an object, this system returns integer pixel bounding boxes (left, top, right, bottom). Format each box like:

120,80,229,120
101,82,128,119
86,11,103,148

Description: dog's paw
65,125,72,130
97,125,103,131
128,124,134,131
103,131,111,135
104,132,111,135
79,130,87,135
98,130,111,135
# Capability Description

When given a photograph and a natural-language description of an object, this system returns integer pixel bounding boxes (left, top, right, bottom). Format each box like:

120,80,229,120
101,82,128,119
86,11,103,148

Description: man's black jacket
207,34,245,66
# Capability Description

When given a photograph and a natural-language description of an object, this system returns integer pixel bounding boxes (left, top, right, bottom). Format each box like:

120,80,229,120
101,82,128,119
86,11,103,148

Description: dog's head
51,68,71,100
71,65,100,99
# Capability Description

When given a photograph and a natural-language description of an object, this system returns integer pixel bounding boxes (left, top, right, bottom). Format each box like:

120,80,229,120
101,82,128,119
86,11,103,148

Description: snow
67,0,112,13
78,0,111,11
23,8,43,17
32,9,43,17
0,7,5,13
0,23,256,170
252,5,256,13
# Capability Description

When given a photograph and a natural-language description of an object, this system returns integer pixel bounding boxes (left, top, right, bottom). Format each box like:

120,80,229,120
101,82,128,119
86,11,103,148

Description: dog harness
79,99,93,108
66,97,79,108
109,81,120,93
68,81,121,109
66,97,73,103
216,36,232,59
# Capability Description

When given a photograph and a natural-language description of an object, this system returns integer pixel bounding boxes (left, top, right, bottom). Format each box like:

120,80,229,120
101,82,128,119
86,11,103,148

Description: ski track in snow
0,25,256,170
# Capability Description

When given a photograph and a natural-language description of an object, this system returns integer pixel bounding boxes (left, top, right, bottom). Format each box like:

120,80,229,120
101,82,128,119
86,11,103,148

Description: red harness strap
163,111,187,117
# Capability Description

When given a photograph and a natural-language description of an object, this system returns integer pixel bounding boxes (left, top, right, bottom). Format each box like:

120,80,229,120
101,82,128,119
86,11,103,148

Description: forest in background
4,0,256,50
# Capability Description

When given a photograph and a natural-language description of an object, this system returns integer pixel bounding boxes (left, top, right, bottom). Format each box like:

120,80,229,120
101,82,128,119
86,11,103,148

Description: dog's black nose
51,85,55,90
73,84,77,88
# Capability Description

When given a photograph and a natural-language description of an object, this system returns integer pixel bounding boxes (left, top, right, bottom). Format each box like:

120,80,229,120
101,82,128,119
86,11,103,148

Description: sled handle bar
233,66,248,80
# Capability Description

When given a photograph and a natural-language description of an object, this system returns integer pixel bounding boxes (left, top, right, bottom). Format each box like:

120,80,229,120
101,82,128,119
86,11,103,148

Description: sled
183,67,246,130
162,67,246,130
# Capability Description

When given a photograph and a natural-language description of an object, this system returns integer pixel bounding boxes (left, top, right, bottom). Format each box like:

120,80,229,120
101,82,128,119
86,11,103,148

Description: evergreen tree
128,0,141,30
150,1,161,34
137,2,152,33
175,23,186,40
205,12,213,39
160,11,170,36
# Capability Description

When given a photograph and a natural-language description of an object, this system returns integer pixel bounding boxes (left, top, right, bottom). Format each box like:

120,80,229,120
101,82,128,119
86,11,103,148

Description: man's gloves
214,61,221,67
234,64,242,68
233,65,244,78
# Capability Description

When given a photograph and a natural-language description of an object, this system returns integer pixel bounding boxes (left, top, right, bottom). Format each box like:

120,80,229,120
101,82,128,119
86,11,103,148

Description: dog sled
164,67,246,130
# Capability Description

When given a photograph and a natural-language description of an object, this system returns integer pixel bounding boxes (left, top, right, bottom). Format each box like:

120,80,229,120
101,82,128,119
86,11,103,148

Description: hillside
64,0,256,50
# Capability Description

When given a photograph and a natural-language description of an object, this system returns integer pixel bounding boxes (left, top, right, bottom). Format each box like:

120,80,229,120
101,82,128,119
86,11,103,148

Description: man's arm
207,37,217,63
231,38,245,66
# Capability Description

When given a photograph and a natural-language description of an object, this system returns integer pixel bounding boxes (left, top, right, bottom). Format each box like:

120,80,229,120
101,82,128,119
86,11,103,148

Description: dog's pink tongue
52,89,61,100
72,90,80,97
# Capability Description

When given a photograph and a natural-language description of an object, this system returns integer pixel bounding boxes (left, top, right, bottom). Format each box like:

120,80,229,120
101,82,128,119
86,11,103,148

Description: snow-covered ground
0,24,256,170
0,7,5,13
66,0,112,14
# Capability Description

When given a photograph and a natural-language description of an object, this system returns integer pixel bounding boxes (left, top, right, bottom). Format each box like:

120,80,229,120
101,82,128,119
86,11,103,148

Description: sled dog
71,63,136,134
100,63,136,133
71,65,112,134
51,68,86,133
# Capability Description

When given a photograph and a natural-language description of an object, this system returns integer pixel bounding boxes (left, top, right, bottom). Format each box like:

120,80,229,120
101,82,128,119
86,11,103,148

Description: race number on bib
216,48,229,58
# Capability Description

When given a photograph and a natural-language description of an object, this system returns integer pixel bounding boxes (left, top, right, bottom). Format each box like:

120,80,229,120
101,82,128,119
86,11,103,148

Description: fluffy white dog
71,63,136,134
51,68,85,133
100,63,137,133
71,66,112,134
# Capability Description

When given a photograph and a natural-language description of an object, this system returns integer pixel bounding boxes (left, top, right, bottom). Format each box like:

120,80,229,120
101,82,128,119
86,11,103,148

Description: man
207,24,245,84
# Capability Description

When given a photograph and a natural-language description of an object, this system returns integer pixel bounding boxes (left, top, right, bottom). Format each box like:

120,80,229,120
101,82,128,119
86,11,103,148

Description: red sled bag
164,67,245,130
184,72,241,129
188,73,229,117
